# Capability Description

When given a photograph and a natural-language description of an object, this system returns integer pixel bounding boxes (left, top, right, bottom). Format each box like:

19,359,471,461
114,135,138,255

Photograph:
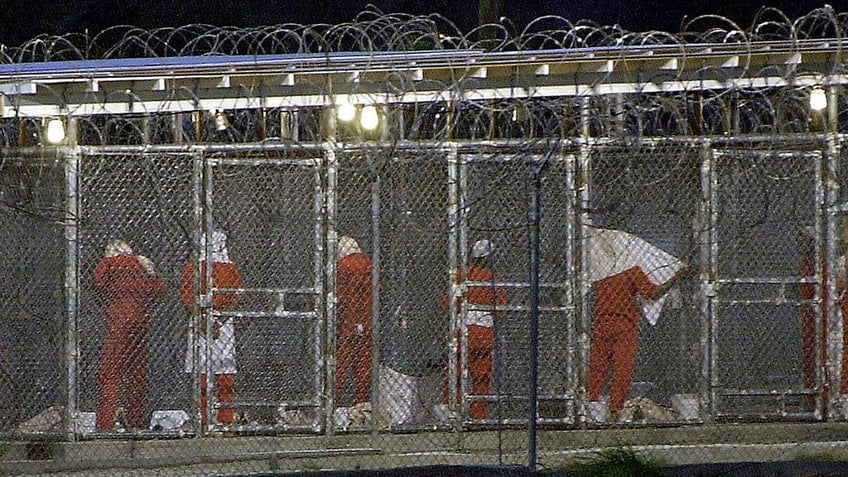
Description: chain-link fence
3,5,848,474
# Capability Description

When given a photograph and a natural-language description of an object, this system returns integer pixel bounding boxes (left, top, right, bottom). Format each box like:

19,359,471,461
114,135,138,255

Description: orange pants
445,325,493,419
96,320,148,430
200,373,235,426
800,303,827,408
588,316,638,413
335,331,372,405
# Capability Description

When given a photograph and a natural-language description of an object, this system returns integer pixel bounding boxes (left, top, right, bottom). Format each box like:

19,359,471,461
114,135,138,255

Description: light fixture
45,118,66,144
810,87,827,112
215,111,230,131
337,102,356,122
512,103,530,122
360,105,380,131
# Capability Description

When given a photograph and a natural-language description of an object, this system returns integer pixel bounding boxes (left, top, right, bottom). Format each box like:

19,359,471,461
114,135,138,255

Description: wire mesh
3,4,848,475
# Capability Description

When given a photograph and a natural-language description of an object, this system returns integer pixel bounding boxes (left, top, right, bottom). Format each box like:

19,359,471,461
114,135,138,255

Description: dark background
0,0,845,48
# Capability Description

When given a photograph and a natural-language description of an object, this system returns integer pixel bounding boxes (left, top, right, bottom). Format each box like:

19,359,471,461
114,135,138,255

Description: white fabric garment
465,310,494,328
200,230,231,263
184,319,236,374
378,365,440,426
136,255,157,277
184,230,237,374
585,227,685,325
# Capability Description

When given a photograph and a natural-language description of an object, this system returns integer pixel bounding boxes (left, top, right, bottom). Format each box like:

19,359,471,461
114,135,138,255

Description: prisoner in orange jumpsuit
180,231,244,428
587,265,685,419
443,239,508,420
335,236,374,406
799,229,848,409
800,231,829,410
94,239,165,431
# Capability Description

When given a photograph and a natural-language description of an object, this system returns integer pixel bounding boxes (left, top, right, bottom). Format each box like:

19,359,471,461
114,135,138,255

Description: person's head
105,239,132,258
338,235,362,261
471,239,493,263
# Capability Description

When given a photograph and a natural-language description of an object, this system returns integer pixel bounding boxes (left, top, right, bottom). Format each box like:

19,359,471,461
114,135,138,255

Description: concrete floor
3,422,848,476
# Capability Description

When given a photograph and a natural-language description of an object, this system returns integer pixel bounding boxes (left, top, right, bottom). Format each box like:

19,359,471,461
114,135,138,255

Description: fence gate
196,150,324,433
456,151,578,425
707,148,824,420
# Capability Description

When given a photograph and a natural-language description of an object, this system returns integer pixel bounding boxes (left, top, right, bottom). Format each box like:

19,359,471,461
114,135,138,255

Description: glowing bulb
337,102,356,122
360,105,380,131
215,111,229,131
810,87,827,112
45,119,65,144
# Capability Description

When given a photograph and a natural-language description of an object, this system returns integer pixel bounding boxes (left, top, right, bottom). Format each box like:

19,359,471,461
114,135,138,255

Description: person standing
94,239,165,431
443,239,508,420
587,265,686,421
180,230,244,428
335,236,374,407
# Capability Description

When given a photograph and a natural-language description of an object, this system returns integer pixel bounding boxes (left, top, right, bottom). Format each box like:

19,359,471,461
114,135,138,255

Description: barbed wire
0,5,846,62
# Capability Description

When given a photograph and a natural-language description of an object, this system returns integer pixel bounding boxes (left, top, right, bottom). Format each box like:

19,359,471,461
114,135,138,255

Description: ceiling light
337,102,356,122
360,105,380,131
810,87,827,112
45,118,66,144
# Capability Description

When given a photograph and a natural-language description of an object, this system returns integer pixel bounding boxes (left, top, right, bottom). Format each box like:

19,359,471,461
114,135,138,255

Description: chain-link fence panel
0,152,66,436
77,152,194,435
584,143,701,425
204,150,324,433
710,147,823,419
333,146,452,435
459,149,577,427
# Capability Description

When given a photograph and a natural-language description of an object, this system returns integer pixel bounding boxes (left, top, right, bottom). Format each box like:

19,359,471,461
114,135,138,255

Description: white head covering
136,255,157,276
338,235,363,260
471,239,493,259
105,239,133,258
200,230,231,263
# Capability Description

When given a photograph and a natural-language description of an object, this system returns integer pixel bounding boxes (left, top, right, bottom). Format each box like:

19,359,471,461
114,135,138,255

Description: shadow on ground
240,462,848,477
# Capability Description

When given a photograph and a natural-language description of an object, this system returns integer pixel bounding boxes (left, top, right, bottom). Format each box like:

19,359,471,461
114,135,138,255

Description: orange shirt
337,253,373,332
466,267,508,309
180,261,244,310
441,266,508,314
94,255,165,326
593,266,657,325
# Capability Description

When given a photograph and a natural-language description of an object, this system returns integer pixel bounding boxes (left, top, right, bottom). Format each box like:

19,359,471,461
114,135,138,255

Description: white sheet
585,227,685,325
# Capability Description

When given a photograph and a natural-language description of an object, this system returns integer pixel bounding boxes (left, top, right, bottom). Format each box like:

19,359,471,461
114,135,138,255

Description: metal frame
707,148,826,420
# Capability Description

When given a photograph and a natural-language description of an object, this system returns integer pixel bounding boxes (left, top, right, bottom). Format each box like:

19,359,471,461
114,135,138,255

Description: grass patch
561,447,667,477
793,452,847,462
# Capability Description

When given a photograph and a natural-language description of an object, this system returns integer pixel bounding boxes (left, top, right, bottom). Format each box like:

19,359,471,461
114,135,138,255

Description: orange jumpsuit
588,266,657,413
799,250,848,406
800,252,828,408
94,255,165,431
444,266,508,419
335,252,373,406
180,260,243,426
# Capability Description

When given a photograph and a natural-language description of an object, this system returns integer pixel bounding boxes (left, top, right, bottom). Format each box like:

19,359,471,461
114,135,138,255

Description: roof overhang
0,39,844,118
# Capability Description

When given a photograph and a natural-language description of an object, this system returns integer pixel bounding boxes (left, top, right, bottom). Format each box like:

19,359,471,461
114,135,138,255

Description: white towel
586,227,685,325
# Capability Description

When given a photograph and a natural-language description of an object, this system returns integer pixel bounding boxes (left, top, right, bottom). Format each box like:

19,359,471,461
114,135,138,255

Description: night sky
0,0,846,47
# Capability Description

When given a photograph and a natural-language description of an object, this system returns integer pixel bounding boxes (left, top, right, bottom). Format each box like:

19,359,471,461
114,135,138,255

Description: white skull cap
338,235,362,260
471,239,493,258
105,239,133,257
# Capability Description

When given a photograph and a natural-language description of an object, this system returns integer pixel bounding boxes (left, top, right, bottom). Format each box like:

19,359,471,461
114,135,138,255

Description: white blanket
585,227,685,325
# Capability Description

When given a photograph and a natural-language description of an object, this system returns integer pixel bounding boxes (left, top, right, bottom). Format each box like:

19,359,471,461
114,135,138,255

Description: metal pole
447,144,460,431
63,119,80,441
527,160,543,468
320,143,338,435
369,156,381,436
